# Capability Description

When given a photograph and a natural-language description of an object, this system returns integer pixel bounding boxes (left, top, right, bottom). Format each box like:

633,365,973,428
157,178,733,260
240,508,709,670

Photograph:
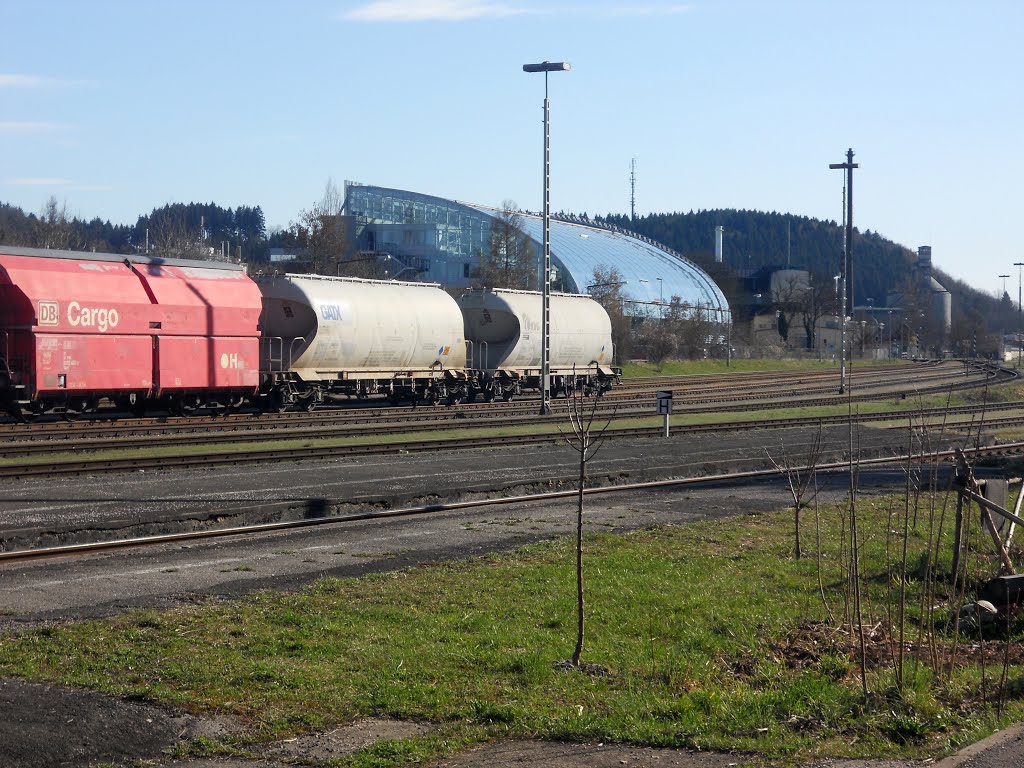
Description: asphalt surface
1,428,887,623
0,424,914,551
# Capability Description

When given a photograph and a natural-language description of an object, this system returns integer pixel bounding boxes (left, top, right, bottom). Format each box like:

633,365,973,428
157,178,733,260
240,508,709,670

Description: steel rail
3,440,1022,564
1,399,1021,459
0,360,1003,435
0,364,1008,448
1,397,1019,477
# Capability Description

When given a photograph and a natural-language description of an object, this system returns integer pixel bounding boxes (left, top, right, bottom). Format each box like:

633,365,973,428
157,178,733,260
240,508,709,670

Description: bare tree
801,277,838,351
588,265,631,363
559,376,613,668
148,206,211,260
765,425,825,560
474,200,534,289
33,196,83,251
293,178,355,274
671,298,714,360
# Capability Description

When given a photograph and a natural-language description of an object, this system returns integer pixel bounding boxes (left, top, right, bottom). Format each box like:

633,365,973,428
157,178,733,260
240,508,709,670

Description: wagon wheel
501,388,515,402
464,387,478,404
446,393,463,406
424,389,441,406
482,388,495,403
24,401,44,422
265,388,288,413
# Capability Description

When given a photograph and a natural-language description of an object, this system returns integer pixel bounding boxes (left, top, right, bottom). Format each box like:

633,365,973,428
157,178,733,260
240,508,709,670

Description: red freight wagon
0,246,262,418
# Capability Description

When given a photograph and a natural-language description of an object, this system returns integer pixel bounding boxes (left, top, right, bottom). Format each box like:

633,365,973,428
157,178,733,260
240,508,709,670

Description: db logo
38,301,60,326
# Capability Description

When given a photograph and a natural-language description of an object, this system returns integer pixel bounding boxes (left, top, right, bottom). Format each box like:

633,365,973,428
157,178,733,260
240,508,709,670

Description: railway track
5,439,1023,564
0,360,1013,477
0,398,1018,478
0,360,1008,444
0,398,1020,460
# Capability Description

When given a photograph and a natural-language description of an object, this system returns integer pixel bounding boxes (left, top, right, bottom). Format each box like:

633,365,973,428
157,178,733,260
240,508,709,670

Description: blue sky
2,0,1021,295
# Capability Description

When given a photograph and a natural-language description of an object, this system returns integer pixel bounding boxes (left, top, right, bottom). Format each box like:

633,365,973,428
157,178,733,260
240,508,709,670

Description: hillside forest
0,196,1009,357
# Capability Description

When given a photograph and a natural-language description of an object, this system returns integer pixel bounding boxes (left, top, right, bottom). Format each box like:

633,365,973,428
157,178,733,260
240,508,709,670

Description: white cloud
604,3,693,16
0,121,61,134
0,74,82,88
342,0,535,21
340,1,693,22
8,177,73,186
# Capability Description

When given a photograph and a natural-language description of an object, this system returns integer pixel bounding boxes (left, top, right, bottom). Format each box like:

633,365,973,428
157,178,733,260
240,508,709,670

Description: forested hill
596,209,997,331
0,200,267,260
1,198,998,334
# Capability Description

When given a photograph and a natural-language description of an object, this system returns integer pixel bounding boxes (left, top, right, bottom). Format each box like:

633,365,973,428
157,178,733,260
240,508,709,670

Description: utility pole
829,148,858,394
1015,262,1024,369
999,274,1010,362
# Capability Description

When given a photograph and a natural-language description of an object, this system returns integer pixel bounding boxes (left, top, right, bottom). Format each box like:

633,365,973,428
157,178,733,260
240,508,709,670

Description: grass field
619,357,902,378
1,488,1022,767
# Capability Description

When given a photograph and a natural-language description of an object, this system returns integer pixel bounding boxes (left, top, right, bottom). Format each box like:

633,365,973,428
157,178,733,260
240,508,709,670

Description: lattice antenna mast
630,158,637,224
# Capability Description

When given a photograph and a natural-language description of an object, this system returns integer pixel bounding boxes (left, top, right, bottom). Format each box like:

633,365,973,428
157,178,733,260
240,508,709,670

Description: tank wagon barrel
255,273,469,408
459,287,620,402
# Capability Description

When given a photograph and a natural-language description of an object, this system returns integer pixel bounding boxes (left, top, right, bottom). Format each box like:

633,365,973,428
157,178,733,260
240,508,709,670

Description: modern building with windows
344,182,730,322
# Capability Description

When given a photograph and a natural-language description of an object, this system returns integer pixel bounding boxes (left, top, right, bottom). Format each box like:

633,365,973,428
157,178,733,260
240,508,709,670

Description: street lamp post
524,60,570,415
887,309,893,359
726,312,732,367
656,277,664,318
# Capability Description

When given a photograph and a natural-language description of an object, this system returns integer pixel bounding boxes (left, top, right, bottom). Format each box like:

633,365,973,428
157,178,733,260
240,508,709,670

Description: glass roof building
344,183,729,321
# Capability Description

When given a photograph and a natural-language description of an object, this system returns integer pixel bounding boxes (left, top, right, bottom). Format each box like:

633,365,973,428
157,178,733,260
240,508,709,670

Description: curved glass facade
345,183,730,321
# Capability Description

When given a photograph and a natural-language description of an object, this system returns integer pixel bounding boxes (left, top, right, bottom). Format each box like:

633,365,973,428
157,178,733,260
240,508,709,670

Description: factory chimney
714,226,724,263
916,246,933,277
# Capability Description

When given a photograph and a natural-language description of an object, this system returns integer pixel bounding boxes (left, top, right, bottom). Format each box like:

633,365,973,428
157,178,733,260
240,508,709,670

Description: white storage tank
257,274,466,380
459,288,614,372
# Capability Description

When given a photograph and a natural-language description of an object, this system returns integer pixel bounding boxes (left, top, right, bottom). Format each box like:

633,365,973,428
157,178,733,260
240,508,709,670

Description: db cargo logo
220,353,245,369
38,301,60,326
67,301,120,333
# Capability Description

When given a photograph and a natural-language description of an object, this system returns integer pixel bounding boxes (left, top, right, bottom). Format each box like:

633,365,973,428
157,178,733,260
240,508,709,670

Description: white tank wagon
459,288,620,401
256,274,469,407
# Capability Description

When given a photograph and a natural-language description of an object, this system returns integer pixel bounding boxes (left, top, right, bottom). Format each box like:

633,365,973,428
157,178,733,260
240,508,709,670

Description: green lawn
1,490,1021,766
620,357,902,377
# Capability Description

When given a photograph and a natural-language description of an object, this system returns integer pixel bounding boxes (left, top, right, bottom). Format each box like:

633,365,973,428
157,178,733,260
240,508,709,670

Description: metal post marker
656,390,673,437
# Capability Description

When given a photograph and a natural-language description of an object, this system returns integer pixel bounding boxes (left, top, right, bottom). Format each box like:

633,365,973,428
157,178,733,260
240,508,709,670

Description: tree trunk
572,433,588,666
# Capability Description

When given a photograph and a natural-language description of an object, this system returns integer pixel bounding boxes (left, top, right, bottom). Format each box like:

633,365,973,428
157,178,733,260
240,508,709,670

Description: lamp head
523,62,571,73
